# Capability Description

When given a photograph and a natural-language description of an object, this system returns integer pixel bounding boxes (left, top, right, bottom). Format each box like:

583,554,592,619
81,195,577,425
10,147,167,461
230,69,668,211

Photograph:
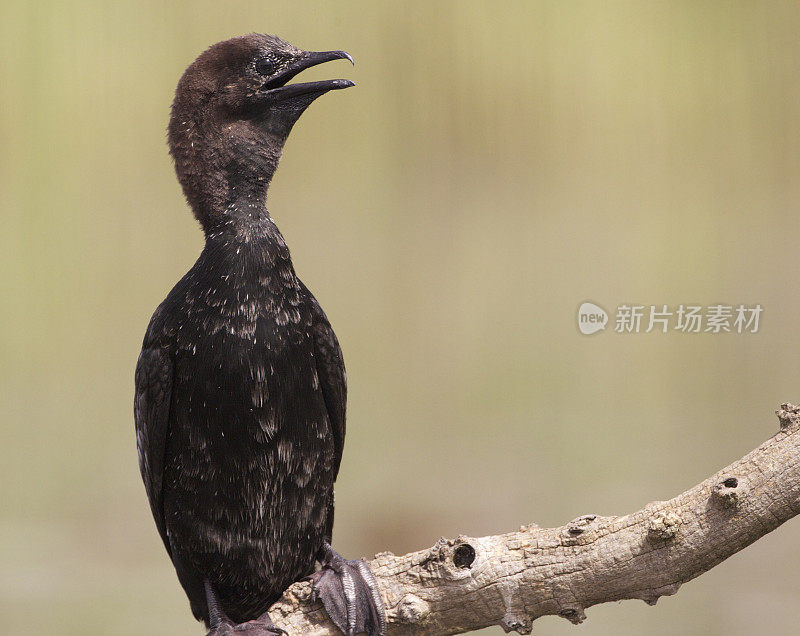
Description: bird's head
168,34,354,232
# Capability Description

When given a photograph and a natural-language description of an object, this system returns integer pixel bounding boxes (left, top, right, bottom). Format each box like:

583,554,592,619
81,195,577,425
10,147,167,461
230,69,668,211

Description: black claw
311,543,386,636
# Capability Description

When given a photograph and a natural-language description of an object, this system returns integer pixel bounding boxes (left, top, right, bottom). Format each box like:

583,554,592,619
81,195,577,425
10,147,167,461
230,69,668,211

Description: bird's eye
255,57,276,76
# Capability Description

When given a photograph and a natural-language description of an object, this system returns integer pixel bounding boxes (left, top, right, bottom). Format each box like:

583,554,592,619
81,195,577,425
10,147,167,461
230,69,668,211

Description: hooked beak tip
331,79,355,90
322,50,354,66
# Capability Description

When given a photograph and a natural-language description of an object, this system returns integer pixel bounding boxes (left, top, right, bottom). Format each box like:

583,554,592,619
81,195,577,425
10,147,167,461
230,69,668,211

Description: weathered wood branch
266,403,800,635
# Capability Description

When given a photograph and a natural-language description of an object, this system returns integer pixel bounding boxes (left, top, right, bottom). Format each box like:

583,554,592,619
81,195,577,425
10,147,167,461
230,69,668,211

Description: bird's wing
134,344,174,556
303,285,347,480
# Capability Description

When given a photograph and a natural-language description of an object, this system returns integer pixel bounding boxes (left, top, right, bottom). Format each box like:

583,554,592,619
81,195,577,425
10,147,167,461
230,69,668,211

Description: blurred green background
2,1,799,634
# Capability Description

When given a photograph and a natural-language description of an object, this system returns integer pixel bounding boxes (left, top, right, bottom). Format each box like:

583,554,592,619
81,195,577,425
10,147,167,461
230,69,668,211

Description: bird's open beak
260,50,355,101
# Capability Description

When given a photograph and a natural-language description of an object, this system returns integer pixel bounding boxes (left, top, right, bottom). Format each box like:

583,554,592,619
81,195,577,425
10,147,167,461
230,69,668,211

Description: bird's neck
202,205,296,278
190,171,276,236
171,116,287,233
204,194,272,235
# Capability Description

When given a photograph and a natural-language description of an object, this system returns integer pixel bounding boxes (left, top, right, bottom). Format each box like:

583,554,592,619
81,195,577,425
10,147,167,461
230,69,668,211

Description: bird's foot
205,580,286,636
310,542,386,636
206,618,286,636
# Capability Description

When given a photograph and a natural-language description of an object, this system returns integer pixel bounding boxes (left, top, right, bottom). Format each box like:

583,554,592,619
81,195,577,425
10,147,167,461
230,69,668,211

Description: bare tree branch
264,403,800,635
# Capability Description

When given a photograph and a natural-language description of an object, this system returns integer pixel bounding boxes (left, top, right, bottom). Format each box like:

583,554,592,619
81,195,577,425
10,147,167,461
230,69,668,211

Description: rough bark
264,403,800,635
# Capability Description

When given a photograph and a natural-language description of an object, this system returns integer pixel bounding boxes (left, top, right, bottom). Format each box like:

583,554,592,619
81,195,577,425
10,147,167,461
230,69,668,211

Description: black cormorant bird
134,34,384,635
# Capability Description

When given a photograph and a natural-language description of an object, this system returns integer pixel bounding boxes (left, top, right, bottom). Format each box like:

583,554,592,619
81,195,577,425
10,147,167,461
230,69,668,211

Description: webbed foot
310,542,386,636
206,621,285,636
205,580,286,636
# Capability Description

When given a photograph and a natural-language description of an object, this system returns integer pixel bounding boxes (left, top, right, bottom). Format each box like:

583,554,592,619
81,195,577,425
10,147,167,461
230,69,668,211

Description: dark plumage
134,34,383,635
